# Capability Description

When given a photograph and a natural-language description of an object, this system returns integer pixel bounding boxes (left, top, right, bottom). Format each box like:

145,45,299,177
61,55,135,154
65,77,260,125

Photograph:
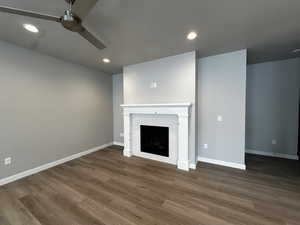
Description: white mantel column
123,112,132,157
177,114,189,171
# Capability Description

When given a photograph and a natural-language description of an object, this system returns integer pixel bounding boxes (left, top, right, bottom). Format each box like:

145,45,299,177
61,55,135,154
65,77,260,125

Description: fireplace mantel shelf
121,103,192,108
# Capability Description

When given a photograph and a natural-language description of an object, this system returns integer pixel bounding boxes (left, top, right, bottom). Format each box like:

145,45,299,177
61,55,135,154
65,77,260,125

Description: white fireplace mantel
121,103,192,171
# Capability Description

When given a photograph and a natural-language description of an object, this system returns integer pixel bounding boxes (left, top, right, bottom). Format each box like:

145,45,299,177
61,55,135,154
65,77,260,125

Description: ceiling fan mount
65,0,76,4
0,0,106,50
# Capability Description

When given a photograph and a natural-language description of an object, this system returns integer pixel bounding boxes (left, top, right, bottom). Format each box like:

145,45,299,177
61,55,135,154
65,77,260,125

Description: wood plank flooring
0,146,300,225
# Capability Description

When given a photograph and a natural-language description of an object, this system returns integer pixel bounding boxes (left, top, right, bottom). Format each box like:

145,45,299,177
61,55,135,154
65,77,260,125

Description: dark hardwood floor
1,146,300,225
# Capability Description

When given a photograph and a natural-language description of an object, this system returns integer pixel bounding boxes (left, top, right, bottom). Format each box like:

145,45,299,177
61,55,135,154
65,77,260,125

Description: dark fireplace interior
140,125,169,157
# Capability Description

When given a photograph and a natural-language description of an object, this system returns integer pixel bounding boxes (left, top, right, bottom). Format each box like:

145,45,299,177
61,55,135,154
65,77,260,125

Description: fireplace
140,125,169,157
121,103,192,171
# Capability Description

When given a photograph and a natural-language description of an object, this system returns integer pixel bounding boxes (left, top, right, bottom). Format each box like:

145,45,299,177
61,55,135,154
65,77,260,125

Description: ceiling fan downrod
63,0,74,22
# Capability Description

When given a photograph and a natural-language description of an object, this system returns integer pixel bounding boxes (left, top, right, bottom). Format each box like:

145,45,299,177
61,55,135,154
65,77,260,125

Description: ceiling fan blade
0,6,61,22
78,26,106,50
72,0,98,19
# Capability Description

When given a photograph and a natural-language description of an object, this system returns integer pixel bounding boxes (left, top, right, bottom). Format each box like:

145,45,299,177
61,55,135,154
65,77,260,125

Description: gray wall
0,40,113,179
113,73,124,143
198,50,247,165
246,58,300,156
123,52,197,164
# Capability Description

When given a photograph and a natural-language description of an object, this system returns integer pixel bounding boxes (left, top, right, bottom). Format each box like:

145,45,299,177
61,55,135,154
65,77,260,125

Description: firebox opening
140,125,169,157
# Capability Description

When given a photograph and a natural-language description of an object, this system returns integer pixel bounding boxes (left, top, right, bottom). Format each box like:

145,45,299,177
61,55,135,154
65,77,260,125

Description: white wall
123,52,197,164
246,58,300,158
197,50,247,166
113,73,124,144
0,40,113,180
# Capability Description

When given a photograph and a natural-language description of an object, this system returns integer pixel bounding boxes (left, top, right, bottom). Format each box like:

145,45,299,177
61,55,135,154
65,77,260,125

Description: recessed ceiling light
187,31,197,40
23,24,39,33
102,58,111,63
292,49,300,53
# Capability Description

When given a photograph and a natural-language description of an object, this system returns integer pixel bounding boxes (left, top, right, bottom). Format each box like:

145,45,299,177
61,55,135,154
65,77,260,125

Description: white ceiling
0,0,300,74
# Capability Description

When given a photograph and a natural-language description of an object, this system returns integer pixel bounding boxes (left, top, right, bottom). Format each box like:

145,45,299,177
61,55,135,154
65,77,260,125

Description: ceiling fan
0,0,106,50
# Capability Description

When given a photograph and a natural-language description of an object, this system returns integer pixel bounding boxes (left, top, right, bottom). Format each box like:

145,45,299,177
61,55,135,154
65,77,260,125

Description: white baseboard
113,141,124,146
177,160,190,171
198,157,246,170
246,149,299,160
189,162,197,170
0,142,113,186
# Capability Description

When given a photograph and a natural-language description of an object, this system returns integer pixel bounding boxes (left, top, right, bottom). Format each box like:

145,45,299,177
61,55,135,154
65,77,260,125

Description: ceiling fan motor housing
61,10,83,32
63,9,74,21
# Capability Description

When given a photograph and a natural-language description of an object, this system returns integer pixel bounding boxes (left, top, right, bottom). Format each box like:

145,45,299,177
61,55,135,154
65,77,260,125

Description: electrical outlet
217,115,223,122
203,144,208,149
150,81,157,89
272,139,277,145
120,133,124,137
4,157,11,165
